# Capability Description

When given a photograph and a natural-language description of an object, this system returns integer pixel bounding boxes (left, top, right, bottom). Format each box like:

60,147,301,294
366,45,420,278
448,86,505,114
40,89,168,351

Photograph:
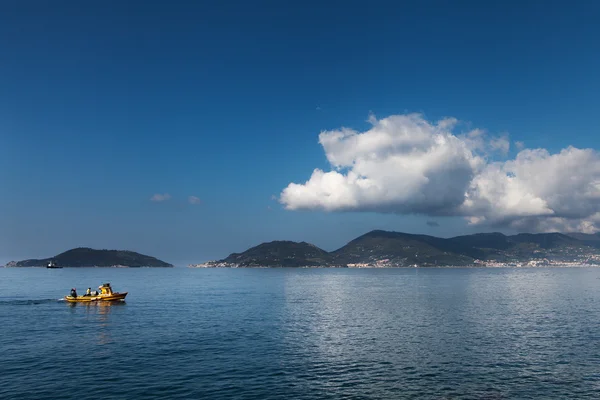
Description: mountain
330,230,480,266
193,230,600,268
8,247,174,267
453,232,589,262
564,232,600,248
221,241,332,267
449,232,512,250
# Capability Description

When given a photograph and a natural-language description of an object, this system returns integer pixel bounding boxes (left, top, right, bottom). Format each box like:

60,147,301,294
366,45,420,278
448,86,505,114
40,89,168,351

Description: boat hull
64,292,128,303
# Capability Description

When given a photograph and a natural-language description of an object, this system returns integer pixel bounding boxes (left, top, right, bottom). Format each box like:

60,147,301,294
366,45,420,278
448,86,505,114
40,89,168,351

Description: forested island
5,247,173,268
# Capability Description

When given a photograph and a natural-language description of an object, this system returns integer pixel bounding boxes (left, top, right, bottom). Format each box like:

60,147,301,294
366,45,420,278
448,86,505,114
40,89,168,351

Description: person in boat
85,288,92,296
70,288,77,298
99,284,113,295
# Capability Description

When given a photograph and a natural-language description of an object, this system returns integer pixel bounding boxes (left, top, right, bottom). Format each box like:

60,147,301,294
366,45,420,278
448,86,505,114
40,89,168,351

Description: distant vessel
47,260,62,269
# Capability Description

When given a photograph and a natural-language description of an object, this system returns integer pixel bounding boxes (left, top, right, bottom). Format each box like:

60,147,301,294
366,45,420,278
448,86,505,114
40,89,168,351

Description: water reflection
67,300,126,312
67,301,126,345
3,268,600,399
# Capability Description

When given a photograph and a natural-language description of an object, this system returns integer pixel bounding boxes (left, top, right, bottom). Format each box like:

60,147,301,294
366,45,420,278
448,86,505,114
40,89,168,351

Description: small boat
64,283,127,303
47,260,62,269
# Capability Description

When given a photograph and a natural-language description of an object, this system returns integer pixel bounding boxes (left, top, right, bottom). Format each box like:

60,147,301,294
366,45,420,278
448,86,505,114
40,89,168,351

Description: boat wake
0,298,63,306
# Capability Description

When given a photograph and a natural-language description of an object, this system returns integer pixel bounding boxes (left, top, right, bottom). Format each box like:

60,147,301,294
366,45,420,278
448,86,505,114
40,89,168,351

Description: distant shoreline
188,264,599,269
3,265,173,268
3,264,599,269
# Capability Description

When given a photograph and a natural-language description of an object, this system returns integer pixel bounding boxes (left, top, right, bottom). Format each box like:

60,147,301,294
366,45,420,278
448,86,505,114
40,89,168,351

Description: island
190,230,600,268
5,247,174,268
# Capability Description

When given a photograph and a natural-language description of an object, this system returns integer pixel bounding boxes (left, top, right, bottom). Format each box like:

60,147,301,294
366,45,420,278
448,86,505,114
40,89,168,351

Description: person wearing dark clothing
70,288,77,298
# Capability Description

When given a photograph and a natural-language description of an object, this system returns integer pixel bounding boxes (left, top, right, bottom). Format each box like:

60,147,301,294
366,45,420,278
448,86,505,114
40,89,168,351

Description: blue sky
2,0,600,265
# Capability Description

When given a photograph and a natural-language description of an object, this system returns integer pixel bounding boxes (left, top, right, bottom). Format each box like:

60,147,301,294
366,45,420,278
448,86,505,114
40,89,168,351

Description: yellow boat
64,283,128,303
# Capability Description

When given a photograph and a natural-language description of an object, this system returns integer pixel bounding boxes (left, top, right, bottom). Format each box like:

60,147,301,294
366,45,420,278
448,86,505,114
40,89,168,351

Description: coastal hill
330,230,483,266
6,247,174,268
192,230,600,268
222,240,332,267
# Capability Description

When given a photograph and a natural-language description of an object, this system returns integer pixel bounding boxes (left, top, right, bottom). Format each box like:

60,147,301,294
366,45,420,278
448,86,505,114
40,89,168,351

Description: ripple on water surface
1,267,600,399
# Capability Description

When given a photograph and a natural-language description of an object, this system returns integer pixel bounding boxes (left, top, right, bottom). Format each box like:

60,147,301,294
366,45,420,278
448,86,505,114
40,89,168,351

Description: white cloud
188,196,201,205
489,135,510,155
463,146,600,232
280,113,600,232
150,193,171,202
515,141,525,150
281,114,483,214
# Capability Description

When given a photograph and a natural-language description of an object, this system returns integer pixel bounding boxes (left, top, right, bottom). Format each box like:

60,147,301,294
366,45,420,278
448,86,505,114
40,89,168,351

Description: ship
46,260,62,269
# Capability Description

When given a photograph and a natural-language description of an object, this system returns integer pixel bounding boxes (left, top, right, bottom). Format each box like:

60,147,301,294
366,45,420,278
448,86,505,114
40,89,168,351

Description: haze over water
1,267,599,399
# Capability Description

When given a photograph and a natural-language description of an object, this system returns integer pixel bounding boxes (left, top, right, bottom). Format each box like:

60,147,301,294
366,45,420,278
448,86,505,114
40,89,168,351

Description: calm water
1,267,600,399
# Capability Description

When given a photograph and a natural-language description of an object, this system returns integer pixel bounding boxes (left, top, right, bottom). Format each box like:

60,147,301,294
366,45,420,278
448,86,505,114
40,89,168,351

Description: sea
1,267,599,400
